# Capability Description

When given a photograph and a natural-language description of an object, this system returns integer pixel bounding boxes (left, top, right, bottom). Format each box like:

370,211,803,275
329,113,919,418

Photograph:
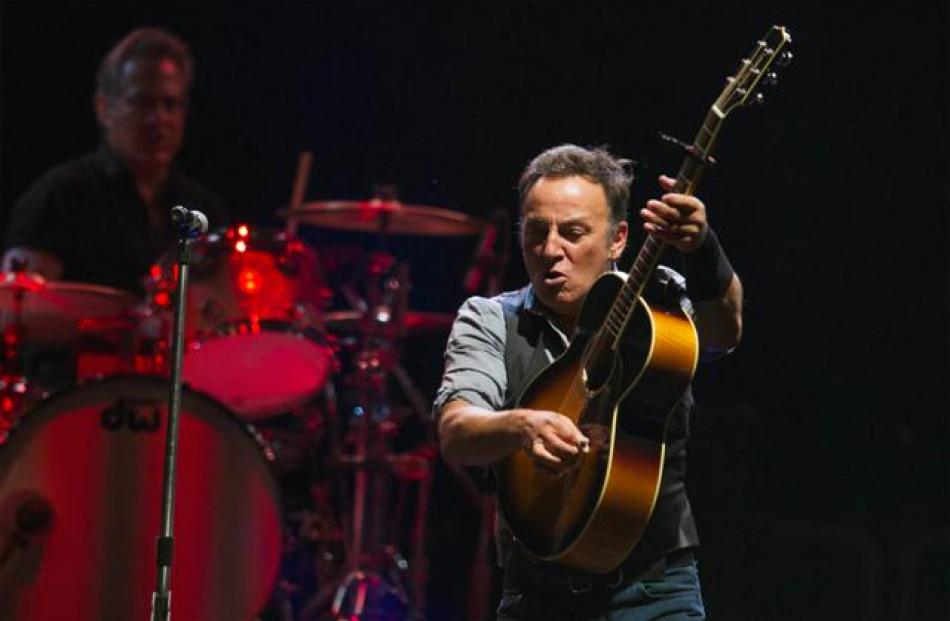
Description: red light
237,224,250,238
149,265,162,280
238,269,262,295
1,397,13,413
154,292,171,307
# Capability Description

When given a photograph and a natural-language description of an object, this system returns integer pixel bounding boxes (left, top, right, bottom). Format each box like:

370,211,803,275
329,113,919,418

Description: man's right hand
514,408,590,473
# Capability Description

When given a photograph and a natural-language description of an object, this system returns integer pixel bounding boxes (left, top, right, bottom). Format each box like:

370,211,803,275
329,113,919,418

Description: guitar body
497,272,699,573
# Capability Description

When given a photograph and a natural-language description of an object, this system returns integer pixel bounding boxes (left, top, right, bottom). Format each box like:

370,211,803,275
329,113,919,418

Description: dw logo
100,401,162,432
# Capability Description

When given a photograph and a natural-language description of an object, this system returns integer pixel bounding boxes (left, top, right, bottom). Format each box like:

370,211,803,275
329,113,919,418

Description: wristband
683,228,735,301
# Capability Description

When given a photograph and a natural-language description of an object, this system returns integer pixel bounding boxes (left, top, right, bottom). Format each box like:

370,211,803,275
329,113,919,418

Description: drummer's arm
1,247,64,281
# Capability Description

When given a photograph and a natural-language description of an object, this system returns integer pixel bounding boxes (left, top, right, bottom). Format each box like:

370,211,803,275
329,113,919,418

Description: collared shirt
4,145,227,294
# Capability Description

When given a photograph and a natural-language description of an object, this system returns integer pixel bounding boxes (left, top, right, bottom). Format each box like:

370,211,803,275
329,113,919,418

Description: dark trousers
496,551,705,621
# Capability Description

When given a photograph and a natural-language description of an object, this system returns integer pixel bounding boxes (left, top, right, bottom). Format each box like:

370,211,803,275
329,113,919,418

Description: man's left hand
640,174,708,254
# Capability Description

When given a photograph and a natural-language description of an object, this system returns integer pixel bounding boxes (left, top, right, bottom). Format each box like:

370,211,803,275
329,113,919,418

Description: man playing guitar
435,144,742,620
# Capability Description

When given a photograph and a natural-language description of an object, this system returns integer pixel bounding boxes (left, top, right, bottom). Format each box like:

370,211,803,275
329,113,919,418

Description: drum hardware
274,239,436,619
328,546,412,621
0,376,30,445
316,407,428,621
310,255,435,621
0,270,31,444
0,269,32,364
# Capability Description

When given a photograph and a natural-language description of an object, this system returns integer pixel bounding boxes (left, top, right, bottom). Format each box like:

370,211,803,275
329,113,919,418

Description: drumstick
285,150,313,238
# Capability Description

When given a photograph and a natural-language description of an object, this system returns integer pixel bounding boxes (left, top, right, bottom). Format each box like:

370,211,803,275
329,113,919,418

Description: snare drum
149,226,335,420
0,375,282,620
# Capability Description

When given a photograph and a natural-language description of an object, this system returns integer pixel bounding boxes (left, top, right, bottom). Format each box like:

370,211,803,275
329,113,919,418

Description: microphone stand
149,217,200,621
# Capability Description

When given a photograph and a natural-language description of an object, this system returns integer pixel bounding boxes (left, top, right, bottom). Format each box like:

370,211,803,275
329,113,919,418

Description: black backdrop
1,1,947,619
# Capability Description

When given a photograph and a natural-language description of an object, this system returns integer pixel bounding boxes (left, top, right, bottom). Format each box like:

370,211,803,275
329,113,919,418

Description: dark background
1,1,947,619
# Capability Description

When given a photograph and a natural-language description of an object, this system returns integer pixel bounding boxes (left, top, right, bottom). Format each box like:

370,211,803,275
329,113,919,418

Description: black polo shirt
4,146,227,294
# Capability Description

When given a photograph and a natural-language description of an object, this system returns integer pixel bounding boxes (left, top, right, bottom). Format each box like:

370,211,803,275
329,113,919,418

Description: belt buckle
607,566,625,589
567,566,624,594
568,576,592,594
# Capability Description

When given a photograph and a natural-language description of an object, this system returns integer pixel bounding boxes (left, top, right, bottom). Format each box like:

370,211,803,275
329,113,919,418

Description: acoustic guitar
497,25,792,574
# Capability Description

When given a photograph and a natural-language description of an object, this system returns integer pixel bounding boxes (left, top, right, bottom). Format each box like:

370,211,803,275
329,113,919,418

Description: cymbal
0,274,137,344
323,309,455,334
281,200,485,236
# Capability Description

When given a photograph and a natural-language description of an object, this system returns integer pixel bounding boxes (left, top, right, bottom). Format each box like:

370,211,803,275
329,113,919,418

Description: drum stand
303,255,432,621
0,267,38,444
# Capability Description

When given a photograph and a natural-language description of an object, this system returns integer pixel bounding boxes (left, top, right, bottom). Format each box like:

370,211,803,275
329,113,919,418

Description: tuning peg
764,71,779,86
777,50,793,67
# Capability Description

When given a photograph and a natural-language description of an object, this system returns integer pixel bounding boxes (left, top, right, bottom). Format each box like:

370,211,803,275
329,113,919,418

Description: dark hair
95,27,194,99
517,144,634,228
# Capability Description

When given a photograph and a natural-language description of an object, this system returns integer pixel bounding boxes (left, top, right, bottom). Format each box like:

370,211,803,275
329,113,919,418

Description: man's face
96,57,188,174
521,175,628,320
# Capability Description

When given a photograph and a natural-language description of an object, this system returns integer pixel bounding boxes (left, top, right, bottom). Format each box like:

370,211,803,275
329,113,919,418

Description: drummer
2,27,228,294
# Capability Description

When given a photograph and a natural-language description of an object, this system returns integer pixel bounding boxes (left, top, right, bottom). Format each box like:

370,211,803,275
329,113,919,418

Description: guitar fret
607,315,625,335
609,306,625,324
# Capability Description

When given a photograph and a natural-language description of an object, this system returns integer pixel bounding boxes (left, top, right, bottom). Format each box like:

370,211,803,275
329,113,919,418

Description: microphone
464,208,510,295
170,205,209,237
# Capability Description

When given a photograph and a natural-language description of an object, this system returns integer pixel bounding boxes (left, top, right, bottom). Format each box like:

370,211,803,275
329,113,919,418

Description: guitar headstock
714,25,793,118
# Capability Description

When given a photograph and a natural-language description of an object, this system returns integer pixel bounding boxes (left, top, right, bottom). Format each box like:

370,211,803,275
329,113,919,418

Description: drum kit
0,195,490,620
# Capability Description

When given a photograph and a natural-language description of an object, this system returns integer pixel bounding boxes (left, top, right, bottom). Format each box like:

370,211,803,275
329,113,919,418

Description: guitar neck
600,114,721,349
593,24,792,351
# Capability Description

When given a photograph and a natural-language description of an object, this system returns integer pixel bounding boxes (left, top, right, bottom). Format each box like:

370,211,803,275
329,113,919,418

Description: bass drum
0,376,282,621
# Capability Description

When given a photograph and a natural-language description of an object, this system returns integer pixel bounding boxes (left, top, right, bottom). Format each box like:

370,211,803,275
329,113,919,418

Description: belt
567,547,696,594
507,546,697,595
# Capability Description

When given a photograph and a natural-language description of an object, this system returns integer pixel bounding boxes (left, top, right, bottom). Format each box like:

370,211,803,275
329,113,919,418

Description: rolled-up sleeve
432,296,507,418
